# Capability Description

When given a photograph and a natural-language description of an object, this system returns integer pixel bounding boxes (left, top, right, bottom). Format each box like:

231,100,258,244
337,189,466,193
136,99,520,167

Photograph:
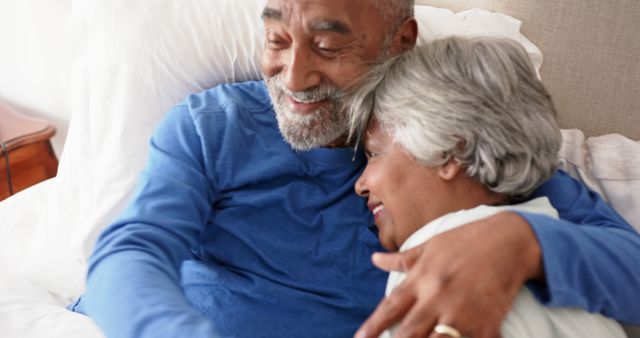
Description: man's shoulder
531,170,581,200
158,80,277,144
182,80,272,114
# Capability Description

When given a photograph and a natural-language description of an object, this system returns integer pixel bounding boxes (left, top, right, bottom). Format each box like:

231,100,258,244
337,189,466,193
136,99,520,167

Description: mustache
266,76,343,103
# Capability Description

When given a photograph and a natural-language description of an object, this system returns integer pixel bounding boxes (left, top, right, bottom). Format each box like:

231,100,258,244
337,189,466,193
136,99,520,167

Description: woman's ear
438,158,464,181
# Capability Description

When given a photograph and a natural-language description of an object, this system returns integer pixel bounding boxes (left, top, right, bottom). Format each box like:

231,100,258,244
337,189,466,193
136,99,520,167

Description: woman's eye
365,150,380,159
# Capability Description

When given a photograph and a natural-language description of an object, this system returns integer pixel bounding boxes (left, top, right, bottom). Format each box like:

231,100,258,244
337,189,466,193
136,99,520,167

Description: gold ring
434,323,462,338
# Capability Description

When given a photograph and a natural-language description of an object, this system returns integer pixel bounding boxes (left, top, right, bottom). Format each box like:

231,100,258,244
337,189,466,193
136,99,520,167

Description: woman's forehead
364,119,391,148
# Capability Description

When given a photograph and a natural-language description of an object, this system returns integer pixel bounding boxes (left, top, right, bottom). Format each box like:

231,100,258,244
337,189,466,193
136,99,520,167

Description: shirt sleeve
518,170,640,324
81,104,220,337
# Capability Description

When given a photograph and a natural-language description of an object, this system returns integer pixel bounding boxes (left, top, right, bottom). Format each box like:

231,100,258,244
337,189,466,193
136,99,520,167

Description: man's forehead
262,0,377,30
264,0,374,11
262,8,352,35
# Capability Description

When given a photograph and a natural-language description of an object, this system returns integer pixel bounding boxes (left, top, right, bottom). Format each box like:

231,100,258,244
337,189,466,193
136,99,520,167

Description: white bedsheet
0,178,102,338
0,295,103,338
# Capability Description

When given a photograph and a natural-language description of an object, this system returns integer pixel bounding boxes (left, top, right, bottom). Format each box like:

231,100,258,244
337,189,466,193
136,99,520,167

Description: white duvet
0,179,104,338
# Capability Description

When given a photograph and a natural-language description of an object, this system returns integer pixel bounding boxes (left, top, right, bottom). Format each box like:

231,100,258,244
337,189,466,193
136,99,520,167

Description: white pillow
414,6,543,72
559,130,640,232
21,0,267,302
15,1,544,302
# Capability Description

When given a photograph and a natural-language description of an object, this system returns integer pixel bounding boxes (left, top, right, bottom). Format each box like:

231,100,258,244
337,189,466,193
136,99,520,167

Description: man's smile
286,95,330,114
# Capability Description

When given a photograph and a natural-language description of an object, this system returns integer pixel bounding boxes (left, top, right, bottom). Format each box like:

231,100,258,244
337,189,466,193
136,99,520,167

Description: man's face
261,0,391,150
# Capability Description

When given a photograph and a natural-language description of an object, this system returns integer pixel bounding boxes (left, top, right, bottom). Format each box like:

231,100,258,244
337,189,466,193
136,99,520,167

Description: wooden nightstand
0,101,58,201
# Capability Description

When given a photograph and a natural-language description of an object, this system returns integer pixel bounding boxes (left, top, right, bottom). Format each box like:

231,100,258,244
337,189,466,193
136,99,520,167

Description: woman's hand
354,212,543,338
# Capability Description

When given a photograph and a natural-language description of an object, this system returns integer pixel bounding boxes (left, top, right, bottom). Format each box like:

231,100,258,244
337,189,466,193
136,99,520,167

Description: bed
0,1,638,337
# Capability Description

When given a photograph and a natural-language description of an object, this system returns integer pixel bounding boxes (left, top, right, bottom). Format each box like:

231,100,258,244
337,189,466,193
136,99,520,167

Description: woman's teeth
373,205,384,216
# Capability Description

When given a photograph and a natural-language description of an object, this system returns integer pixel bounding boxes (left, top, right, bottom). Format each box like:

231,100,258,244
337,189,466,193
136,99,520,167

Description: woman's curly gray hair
348,36,561,198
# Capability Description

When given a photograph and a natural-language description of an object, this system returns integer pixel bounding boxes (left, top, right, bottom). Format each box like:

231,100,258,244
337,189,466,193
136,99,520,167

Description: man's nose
281,47,322,92
354,174,369,197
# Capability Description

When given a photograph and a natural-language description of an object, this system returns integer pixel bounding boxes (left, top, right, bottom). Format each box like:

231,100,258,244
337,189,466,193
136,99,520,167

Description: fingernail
354,330,367,338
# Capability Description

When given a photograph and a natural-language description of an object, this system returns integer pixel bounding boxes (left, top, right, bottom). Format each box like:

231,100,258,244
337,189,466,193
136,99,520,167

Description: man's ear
389,18,418,55
438,158,464,181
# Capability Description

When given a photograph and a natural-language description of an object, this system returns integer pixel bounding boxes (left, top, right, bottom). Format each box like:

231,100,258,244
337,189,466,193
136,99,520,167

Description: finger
372,245,423,272
473,323,502,338
393,300,438,338
427,322,466,338
429,331,463,338
354,285,417,338
371,252,404,273
429,333,458,338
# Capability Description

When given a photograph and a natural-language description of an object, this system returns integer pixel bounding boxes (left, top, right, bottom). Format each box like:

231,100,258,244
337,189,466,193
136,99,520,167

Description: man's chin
281,134,324,151
278,123,344,151
273,100,350,150
281,131,350,151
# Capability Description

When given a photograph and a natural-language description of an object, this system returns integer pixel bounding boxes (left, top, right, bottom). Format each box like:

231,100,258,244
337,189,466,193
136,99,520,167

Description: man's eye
318,46,339,53
268,40,286,48
315,42,342,56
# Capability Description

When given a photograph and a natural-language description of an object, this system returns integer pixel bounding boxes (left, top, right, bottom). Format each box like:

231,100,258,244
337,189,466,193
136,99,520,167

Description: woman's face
355,120,453,251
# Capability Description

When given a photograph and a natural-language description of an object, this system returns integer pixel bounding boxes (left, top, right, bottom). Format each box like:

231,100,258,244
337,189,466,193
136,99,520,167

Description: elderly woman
349,36,625,338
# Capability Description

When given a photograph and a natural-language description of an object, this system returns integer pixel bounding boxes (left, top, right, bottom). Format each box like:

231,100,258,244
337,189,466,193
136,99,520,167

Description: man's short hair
375,0,415,31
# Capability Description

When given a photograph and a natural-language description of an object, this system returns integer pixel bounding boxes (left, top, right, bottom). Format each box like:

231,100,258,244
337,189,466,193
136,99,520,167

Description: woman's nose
354,174,369,197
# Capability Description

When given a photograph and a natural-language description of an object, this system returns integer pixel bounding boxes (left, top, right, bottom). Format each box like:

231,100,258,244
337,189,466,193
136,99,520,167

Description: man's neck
323,134,352,148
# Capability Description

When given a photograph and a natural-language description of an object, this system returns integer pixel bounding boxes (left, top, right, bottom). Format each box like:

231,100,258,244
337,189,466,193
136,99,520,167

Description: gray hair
348,36,561,198
373,0,415,31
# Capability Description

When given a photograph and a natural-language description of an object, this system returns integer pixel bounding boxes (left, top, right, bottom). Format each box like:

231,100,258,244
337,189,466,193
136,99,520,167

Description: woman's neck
447,174,509,212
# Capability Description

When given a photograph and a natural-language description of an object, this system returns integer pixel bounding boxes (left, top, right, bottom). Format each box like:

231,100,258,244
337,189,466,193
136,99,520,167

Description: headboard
415,0,640,140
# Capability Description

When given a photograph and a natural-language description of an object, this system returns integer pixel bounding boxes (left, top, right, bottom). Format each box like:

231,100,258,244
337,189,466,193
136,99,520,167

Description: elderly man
74,1,640,338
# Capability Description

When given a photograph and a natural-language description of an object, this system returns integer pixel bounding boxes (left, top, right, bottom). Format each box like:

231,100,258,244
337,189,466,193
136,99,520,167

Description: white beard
265,76,349,151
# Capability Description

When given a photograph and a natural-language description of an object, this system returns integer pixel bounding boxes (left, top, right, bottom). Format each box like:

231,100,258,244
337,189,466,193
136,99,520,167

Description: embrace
72,1,640,338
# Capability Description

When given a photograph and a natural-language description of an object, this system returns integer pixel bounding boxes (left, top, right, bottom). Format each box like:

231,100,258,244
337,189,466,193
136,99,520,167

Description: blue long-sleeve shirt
76,81,640,337
523,177,640,324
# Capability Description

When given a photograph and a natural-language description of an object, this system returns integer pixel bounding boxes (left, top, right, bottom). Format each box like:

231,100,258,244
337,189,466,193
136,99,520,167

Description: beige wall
415,0,640,140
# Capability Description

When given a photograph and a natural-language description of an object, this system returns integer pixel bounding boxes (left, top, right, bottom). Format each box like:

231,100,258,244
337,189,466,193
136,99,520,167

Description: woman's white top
382,197,625,338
